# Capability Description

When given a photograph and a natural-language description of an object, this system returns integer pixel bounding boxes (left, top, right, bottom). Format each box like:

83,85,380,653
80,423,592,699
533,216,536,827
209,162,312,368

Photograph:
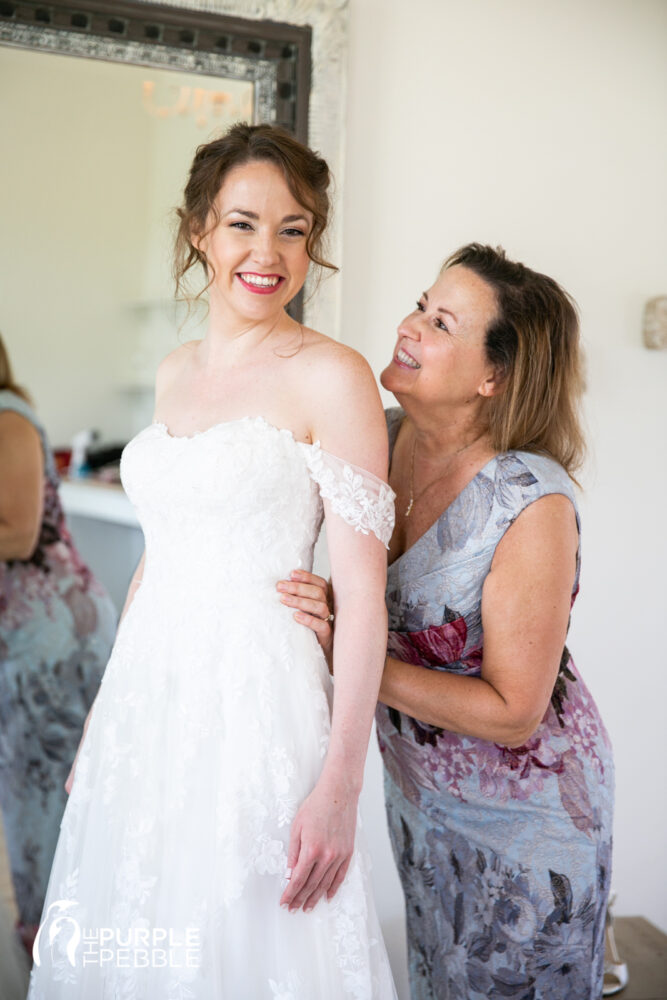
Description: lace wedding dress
28,416,398,1000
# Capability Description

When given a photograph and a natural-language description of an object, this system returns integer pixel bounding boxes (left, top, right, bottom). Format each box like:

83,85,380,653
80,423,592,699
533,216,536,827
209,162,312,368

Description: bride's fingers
325,857,351,901
280,853,317,910
280,827,305,908
285,857,334,912
301,860,338,912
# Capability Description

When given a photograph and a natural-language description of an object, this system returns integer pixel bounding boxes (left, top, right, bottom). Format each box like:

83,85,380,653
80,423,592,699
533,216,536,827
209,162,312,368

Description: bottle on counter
68,429,98,478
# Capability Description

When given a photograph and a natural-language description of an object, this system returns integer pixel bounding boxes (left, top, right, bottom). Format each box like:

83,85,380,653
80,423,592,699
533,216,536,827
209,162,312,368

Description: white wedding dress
28,415,398,1000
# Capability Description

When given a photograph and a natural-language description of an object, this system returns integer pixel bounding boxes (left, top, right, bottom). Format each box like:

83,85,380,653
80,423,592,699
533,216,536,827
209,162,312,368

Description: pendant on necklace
405,498,414,517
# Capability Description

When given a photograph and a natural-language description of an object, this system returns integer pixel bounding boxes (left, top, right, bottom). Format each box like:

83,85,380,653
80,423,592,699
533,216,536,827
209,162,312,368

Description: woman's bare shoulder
0,408,41,442
155,340,201,388
0,410,42,469
297,327,375,383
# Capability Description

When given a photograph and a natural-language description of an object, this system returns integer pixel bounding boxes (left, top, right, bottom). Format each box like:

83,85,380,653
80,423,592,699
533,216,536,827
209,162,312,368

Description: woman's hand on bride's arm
279,773,358,913
277,570,334,670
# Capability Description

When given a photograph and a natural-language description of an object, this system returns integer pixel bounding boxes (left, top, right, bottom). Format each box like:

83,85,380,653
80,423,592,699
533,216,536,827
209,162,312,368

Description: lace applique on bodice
141,415,395,555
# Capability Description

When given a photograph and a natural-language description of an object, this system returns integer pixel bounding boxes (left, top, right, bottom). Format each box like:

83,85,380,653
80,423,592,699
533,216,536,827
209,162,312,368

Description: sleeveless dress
28,415,398,1000
375,408,614,1000
0,390,116,927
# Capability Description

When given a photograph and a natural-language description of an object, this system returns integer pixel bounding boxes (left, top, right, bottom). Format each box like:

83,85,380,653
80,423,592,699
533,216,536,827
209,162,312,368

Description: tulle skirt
27,581,397,999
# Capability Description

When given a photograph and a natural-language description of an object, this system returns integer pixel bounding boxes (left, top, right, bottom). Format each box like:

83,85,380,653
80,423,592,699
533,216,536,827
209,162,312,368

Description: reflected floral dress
376,408,614,1000
0,390,116,927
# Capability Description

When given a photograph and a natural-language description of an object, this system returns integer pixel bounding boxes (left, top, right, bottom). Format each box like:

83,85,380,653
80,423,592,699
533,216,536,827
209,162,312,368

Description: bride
28,123,397,998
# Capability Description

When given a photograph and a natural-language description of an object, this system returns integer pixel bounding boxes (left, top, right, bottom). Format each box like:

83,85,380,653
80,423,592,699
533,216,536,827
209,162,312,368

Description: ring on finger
326,613,334,623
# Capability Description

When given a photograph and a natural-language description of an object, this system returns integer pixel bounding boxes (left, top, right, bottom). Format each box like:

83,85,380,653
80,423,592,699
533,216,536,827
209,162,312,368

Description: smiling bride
28,123,397,999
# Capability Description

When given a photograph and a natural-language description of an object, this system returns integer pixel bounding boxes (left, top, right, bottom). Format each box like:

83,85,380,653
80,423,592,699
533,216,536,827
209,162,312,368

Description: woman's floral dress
375,408,614,1000
0,390,116,926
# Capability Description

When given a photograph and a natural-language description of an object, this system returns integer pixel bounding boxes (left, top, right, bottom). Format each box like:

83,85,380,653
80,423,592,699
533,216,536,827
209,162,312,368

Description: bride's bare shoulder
296,328,387,470
155,340,201,389
298,327,374,385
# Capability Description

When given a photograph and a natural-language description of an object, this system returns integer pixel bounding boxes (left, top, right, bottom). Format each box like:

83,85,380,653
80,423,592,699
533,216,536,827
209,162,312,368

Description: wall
0,47,151,445
342,0,667,958
0,47,249,445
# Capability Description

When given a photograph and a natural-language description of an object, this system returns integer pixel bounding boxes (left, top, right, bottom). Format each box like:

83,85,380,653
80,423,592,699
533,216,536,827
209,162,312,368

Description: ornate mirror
0,0,346,442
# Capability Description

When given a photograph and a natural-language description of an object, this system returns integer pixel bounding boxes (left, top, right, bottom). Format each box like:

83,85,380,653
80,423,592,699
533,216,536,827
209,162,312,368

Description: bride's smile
194,159,313,327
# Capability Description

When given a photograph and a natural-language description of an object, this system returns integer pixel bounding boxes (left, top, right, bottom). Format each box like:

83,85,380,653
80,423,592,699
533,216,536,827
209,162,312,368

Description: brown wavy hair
0,334,31,404
173,122,337,311
443,244,585,481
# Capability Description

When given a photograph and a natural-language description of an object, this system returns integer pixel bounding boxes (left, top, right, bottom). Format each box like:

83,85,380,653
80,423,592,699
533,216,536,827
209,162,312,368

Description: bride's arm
280,348,390,913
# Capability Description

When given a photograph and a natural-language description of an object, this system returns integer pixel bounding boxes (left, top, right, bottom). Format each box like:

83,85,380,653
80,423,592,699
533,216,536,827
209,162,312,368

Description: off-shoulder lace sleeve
303,442,396,548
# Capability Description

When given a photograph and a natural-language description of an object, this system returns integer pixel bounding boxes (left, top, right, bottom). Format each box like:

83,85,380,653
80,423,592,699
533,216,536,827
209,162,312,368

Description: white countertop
60,478,140,527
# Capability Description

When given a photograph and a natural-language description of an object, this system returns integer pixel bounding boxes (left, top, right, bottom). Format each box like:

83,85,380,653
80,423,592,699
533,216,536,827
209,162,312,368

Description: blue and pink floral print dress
376,408,614,1000
0,390,116,927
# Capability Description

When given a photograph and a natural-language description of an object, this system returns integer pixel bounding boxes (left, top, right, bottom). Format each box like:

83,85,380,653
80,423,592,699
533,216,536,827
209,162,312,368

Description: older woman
279,244,614,1000
0,336,116,951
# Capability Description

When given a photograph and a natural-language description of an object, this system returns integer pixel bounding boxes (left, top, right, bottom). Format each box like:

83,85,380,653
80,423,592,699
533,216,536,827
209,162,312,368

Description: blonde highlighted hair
443,244,586,482
0,334,31,405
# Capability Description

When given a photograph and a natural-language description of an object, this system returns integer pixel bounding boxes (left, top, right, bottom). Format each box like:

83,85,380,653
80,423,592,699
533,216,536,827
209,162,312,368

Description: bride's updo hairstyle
173,122,337,306
443,243,586,483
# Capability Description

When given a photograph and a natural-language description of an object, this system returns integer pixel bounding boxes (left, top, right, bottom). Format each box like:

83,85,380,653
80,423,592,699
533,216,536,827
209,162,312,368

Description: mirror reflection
1,44,254,445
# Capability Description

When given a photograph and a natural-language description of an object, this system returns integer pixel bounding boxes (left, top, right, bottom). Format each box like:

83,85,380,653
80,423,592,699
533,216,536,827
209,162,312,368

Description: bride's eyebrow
282,214,309,225
223,209,259,219
222,209,309,225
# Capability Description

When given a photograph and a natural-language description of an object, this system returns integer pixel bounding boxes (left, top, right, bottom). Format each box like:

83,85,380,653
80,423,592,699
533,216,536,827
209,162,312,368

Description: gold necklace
404,432,485,517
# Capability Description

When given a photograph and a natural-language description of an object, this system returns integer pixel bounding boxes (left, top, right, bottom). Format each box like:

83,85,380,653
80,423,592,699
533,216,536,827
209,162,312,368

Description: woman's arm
380,493,578,747
280,347,390,913
0,411,44,560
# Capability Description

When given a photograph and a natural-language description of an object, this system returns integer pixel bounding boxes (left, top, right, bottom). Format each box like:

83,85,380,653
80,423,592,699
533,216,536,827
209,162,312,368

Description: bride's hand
277,570,334,671
279,775,358,912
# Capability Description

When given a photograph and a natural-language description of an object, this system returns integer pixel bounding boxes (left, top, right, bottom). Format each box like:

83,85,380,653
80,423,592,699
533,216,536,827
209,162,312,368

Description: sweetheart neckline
143,415,396,497
151,414,318,448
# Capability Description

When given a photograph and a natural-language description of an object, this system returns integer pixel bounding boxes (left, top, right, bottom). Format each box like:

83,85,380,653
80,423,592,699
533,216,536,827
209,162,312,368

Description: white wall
0,47,151,444
344,0,667,958
0,47,249,445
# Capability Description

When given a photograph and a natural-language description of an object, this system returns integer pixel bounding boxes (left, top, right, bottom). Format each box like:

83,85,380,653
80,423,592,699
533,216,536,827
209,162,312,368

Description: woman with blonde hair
281,244,614,999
